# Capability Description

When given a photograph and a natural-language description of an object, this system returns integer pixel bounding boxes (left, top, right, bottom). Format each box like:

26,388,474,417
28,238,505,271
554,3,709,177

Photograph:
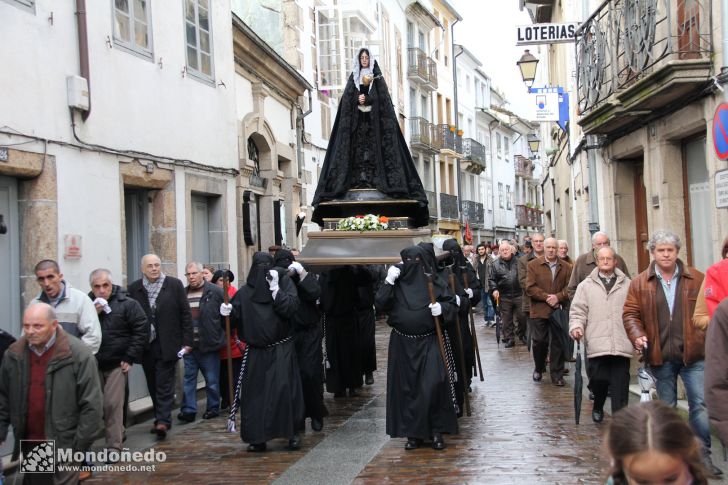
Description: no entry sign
713,103,728,160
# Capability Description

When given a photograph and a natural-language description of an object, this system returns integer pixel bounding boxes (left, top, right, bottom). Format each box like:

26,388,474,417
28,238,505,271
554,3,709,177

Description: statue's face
360,52,370,68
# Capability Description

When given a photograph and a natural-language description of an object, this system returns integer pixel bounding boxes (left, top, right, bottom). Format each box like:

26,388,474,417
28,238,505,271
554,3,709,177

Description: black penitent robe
311,60,429,227
357,267,377,375
375,247,458,440
291,272,328,421
231,271,304,444
321,268,363,393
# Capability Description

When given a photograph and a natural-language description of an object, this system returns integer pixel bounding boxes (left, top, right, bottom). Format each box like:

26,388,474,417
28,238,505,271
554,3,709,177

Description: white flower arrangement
336,214,390,231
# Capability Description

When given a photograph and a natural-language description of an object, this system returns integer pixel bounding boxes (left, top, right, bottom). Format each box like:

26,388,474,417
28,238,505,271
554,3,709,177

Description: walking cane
222,273,234,411
425,272,459,415
448,273,472,417
462,270,485,382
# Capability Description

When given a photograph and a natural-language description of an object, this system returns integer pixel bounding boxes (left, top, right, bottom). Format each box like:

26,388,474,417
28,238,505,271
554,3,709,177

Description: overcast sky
450,0,536,118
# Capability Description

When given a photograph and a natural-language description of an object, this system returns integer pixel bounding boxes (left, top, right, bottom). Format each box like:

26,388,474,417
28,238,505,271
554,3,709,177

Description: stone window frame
112,0,155,61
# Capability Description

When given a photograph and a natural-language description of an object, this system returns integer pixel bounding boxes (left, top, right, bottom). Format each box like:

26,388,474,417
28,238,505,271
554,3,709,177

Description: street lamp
527,133,540,155
516,49,539,90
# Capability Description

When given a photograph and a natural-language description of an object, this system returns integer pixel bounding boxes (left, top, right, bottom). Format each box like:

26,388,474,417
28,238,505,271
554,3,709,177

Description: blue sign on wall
529,86,570,131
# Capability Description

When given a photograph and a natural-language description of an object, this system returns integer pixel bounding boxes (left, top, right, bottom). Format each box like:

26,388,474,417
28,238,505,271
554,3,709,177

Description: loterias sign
516,23,578,46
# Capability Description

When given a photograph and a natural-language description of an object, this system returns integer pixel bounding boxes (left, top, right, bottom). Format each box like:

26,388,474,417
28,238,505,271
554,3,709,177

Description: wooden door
634,162,650,272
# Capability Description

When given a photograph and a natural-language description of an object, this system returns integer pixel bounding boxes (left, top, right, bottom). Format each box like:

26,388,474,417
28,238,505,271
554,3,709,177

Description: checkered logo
20,440,55,473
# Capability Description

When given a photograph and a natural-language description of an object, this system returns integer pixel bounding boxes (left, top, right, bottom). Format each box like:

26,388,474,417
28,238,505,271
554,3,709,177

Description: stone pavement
71,317,727,484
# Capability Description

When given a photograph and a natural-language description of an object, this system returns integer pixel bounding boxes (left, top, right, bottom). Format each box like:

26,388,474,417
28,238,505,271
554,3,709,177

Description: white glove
267,270,280,298
465,288,474,299
288,262,304,275
429,302,442,316
455,295,461,307
220,303,232,316
93,297,112,314
177,347,190,359
385,266,401,285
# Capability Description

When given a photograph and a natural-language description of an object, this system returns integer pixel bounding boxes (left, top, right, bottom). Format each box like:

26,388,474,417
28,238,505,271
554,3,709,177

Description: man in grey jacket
31,259,102,354
0,303,103,484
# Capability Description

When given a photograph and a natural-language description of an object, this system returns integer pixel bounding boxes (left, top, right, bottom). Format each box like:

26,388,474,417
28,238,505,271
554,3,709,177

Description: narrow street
81,317,641,484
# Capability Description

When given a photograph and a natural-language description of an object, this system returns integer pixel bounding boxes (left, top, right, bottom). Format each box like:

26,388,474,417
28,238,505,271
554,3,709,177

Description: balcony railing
425,190,438,219
436,124,456,152
427,58,438,90
516,205,529,227
407,47,429,85
576,0,712,116
439,193,459,220
515,155,533,179
462,199,485,227
462,138,485,173
408,117,433,149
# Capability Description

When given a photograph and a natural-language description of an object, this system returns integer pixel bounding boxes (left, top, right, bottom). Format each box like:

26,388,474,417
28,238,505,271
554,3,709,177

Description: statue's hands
358,94,366,105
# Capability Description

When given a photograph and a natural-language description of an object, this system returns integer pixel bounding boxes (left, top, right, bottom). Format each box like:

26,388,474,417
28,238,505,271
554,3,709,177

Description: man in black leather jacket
488,241,526,348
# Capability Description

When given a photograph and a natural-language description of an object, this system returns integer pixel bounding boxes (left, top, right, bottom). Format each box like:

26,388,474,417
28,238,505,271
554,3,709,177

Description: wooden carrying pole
448,273,471,416
462,271,484,382
425,274,455,391
222,275,234,409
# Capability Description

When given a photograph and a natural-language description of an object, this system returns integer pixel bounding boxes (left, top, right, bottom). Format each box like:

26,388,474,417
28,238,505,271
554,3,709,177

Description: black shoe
247,443,267,452
365,372,374,385
311,418,323,432
404,438,421,450
177,412,196,423
504,340,515,348
533,371,542,382
348,388,359,397
202,410,219,419
155,423,169,439
432,433,445,451
287,434,301,450
563,368,570,375
552,378,565,387
592,409,604,423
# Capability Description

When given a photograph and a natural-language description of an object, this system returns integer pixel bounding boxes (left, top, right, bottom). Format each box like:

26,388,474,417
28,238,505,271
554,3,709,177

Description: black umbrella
494,297,501,346
548,307,571,356
574,339,583,424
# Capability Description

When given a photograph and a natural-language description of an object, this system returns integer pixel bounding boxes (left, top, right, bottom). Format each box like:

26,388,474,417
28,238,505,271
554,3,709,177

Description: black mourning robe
356,267,378,376
321,268,364,393
311,60,429,227
441,240,482,393
230,268,304,444
375,246,458,440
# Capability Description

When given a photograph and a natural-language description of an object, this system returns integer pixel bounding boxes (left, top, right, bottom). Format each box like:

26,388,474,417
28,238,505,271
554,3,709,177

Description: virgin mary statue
311,47,429,228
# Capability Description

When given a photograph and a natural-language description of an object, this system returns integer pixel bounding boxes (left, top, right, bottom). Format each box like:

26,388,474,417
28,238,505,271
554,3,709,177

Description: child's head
606,401,710,485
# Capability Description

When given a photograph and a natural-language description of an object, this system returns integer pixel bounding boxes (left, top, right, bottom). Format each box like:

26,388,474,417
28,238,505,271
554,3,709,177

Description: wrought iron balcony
436,124,456,152
407,47,429,86
576,0,713,135
425,190,438,219
427,58,438,90
515,155,533,179
462,199,485,227
439,193,459,220
516,205,530,227
462,138,485,174
409,117,434,151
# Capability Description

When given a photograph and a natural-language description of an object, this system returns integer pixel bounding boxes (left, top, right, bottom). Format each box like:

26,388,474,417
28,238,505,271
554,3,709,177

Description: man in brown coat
622,230,721,476
526,237,572,386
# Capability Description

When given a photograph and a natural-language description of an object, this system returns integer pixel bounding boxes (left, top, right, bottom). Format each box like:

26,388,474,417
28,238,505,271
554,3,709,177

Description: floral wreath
336,214,390,231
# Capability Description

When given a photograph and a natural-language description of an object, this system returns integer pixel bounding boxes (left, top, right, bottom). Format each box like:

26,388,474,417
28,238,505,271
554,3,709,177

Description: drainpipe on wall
451,20,462,236
295,89,313,246
723,0,728,101
75,0,91,120
582,0,599,234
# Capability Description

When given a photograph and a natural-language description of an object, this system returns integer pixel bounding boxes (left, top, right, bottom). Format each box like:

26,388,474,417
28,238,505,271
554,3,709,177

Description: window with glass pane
504,137,510,158
498,183,504,208
113,0,152,58
185,0,213,79
506,185,512,209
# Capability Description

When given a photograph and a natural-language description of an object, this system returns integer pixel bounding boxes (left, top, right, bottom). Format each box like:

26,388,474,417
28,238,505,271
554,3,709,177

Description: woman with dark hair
605,401,712,484
311,47,429,227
